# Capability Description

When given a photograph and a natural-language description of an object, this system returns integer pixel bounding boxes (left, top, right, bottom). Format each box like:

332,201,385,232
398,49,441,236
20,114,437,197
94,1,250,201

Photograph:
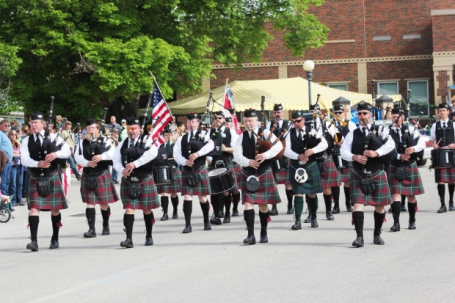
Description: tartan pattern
80,170,119,204
350,170,391,206
339,162,352,183
181,167,211,196
120,175,160,210
233,162,242,183
29,172,68,210
289,161,323,195
434,167,455,183
388,162,425,196
272,157,290,185
157,166,182,194
321,157,341,187
240,168,281,205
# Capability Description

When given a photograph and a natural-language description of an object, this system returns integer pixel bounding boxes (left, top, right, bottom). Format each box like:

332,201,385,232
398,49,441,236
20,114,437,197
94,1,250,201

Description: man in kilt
233,109,282,245
331,104,356,213
112,117,159,248
75,118,119,238
429,102,455,213
225,116,242,216
173,113,214,233
310,103,341,221
340,101,395,247
20,112,71,251
387,108,425,231
156,129,181,221
284,111,328,230
266,103,294,215
207,111,239,225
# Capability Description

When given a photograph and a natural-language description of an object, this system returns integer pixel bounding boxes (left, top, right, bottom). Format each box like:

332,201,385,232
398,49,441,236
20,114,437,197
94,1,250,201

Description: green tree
0,0,328,122
0,42,23,114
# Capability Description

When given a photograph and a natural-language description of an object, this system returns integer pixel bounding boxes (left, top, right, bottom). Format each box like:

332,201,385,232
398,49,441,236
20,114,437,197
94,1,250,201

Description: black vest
269,119,289,137
321,121,335,155
120,138,153,176
242,129,271,175
389,125,418,160
208,127,233,164
436,120,454,147
289,126,322,162
28,133,62,175
181,131,207,170
80,136,112,174
336,119,351,138
351,128,385,172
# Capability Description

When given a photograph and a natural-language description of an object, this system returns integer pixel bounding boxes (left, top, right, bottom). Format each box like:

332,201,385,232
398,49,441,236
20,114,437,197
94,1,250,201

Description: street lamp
303,60,315,109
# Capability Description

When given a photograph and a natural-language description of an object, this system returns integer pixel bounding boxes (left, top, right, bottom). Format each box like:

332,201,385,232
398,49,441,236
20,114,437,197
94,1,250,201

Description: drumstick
436,138,442,147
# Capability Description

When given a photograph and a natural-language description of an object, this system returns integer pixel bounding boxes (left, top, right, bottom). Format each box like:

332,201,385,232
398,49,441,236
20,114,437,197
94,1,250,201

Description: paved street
1,165,454,303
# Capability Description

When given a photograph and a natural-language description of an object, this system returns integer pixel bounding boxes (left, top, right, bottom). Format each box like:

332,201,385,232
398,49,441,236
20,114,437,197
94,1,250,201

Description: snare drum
431,149,454,169
208,168,234,195
153,166,175,185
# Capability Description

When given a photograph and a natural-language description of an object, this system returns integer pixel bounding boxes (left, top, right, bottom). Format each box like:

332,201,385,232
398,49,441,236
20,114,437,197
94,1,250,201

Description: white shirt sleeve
20,136,39,168
173,136,186,166
74,140,89,167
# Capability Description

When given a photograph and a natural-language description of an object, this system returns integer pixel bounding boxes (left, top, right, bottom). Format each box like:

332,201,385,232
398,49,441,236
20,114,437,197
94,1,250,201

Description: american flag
150,79,172,146
223,84,242,134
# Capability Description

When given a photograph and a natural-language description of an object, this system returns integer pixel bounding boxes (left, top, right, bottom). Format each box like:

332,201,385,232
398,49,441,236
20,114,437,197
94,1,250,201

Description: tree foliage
0,0,328,121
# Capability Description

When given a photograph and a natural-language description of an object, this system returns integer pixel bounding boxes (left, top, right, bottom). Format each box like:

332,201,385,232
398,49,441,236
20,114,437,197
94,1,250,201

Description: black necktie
298,130,302,140
35,134,41,147
443,122,447,129
129,139,134,148
362,127,367,136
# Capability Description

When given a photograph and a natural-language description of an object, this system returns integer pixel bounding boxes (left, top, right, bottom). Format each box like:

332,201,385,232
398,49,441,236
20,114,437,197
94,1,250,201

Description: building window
327,83,348,91
377,82,399,96
407,80,429,117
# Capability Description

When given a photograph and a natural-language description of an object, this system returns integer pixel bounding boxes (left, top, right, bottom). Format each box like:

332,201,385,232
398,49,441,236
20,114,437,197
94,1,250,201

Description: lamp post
303,60,315,109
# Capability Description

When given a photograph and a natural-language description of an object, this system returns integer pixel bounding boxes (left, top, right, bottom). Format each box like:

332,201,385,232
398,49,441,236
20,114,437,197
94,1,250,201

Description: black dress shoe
218,210,224,218
182,226,192,233
401,205,407,212
243,235,256,245
102,226,110,235
223,214,231,223
449,204,455,211
437,206,447,213
172,211,178,219
303,215,311,223
352,237,364,247
332,207,340,214
204,222,212,230
373,235,385,245
210,217,222,225
287,207,294,214
26,241,39,252
311,219,319,228
326,211,334,221
160,214,169,221
120,238,134,248
83,229,96,238
390,223,400,232
408,221,416,230
49,240,59,249
269,209,278,216
260,236,268,243
346,205,353,212
388,207,392,213
145,236,153,246
291,222,302,230
232,210,239,217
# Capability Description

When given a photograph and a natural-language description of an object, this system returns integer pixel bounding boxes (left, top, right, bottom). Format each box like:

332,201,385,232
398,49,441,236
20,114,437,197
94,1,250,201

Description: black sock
86,208,96,230
51,213,61,241
183,200,192,226
308,196,318,219
285,189,294,209
224,194,231,215
449,183,454,202
332,186,340,208
259,211,268,237
438,184,445,205
323,194,332,212
373,211,385,235
124,214,134,239
344,186,351,207
401,195,406,207
161,196,169,215
101,207,110,227
143,212,154,238
352,211,364,238
29,216,39,242
232,192,240,211
244,209,255,237
408,202,417,222
391,201,401,224
200,202,209,223
211,194,220,218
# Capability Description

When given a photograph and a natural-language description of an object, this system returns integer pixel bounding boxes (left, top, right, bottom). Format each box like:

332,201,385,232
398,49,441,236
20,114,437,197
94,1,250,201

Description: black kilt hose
80,170,119,204
240,168,281,205
181,166,211,196
120,175,160,210
289,161,323,195
321,156,341,187
388,162,425,196
157,166,182,194
350,170,391,207
29,172,68,210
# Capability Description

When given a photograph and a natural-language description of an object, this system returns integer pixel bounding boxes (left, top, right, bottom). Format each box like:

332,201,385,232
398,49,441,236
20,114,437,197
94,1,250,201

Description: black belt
29,168,59,178
83,167,109,176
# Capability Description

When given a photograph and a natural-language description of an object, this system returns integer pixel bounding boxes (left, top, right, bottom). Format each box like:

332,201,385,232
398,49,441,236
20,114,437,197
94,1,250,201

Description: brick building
205,0,455,118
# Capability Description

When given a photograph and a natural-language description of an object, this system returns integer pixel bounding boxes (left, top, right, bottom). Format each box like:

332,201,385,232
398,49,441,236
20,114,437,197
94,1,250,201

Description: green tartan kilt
350,169,391,207
321,156,341,187
388,162,425,196
339,164,352,183
181,167,211,196
157,166,182,194
289,161,323,195
120,175,160,210
80,170,119,204
240,168,281,205
28,172,68,210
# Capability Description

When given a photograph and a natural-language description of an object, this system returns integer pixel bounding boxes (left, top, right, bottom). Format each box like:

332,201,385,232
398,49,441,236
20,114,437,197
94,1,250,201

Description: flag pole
149,71,168,103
